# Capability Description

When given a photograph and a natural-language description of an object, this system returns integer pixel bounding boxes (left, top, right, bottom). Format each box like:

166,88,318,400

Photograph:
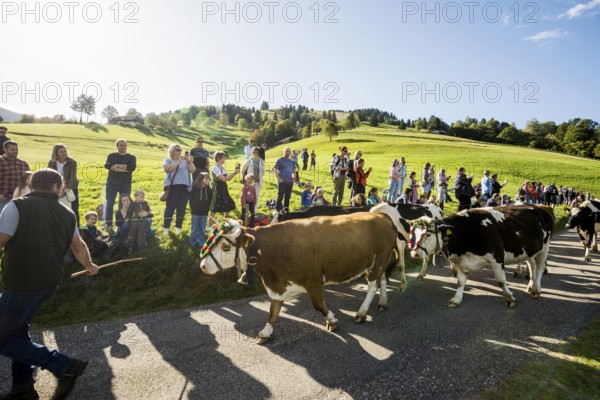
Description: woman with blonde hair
162,144,195,235
48,143,80,225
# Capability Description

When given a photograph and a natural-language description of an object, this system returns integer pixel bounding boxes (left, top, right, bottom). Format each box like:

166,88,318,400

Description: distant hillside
0,107,22,123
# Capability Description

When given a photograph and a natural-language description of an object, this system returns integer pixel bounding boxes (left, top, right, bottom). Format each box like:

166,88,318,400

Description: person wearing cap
0,127,9,156
190,137,210,181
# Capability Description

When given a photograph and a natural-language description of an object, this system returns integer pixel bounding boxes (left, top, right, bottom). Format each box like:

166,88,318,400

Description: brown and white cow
199,213,398,344
409,206,555,307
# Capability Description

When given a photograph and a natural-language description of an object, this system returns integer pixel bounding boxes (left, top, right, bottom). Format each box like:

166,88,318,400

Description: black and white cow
565,200,600,262
271,205,367,224
409,206,555,307
370,203,444,285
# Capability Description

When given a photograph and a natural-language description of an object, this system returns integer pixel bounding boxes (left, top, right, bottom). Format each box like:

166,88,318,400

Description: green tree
219,112,229,126
272,111,278,121
260,101,269,110
369,113,379,127
322,121,339,141
331,111,338,123
238,118,248,131
70,94,96,124
345,113,358,130
101,105,119,123
398,119,407,130
126,108,141,118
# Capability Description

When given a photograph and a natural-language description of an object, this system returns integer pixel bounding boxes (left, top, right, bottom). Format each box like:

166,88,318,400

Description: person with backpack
330,147,349,206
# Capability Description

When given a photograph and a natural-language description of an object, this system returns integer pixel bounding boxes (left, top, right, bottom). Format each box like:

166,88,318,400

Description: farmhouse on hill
110,115,144,126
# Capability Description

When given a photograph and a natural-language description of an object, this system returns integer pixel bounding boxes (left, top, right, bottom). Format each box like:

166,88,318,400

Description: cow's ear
241,233,255,249
437,224,455,240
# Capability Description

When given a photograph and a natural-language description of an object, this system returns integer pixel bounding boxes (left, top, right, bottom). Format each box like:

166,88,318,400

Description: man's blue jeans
0,287,72,390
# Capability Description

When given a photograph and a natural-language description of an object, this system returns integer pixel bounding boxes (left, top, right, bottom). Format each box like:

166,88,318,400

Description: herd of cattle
199,200,600,344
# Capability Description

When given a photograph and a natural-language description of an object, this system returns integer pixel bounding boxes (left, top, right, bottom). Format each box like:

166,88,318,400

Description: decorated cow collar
199,222,242,272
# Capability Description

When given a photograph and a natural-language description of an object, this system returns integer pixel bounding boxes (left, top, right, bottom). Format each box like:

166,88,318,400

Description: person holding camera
162,145,195,235
209,151,239,223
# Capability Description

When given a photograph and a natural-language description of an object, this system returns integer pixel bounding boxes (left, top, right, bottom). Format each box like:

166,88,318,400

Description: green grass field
2,122,599,398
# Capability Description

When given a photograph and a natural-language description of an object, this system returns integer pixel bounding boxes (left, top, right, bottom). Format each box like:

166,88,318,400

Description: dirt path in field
1,230,599,399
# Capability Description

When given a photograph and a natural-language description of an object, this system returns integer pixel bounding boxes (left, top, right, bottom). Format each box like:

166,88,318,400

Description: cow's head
565,206,587,230
199,220,255,274
409,217,454,260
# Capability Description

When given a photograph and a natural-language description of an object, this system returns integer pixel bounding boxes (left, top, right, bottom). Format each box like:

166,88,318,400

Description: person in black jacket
454,166,475,211
189,172,212,247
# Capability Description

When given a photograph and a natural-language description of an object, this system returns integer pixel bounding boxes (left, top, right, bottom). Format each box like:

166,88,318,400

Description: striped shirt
0,156,30,199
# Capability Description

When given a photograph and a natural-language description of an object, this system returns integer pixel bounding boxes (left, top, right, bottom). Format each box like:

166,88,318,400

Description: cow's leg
356,279,378,322
305,286,338,332
417,256,430,280
494,262,516,307
585,246,592,262
377,273,388,311
448,268,468,307
529,251,548,299
256,299,283,345
593,232,598,252
397,240,408,291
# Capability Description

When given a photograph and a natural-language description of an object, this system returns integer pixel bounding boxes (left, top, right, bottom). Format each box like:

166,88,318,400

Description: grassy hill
0,107,21,123
2,122,599,327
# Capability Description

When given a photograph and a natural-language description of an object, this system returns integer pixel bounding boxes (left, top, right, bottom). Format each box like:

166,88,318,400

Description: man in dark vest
0,169,99,400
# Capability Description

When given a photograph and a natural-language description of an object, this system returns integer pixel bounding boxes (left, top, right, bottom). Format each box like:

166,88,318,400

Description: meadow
2,122,600,328
2,122,600,398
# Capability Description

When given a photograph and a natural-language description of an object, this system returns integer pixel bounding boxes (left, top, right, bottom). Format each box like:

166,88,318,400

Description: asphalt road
1,230,599,399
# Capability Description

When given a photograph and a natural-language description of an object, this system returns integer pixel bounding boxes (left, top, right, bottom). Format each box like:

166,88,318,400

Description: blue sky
1,0,599,128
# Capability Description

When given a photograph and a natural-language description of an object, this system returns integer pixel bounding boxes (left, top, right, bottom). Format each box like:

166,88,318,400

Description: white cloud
524,29,568,43
559,0,600,19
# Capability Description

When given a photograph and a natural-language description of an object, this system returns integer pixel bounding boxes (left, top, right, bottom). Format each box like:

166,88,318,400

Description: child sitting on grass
126,190,153,255
312,187,329,206
79,211,111,261
367,188,381,206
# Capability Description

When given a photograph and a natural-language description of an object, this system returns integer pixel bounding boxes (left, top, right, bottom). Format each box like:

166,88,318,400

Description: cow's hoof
354,314,367,323
585,257,592,263
513,272,518,278
447,301,460,308
377,304,388,311
530,291,541,300
416,274,425,281
255,335,271,345
505,298,517,308
326,322,337,332
399,282,408,292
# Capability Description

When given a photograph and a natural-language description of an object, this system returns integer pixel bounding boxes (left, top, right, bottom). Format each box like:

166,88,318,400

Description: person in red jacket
354,158,372,195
